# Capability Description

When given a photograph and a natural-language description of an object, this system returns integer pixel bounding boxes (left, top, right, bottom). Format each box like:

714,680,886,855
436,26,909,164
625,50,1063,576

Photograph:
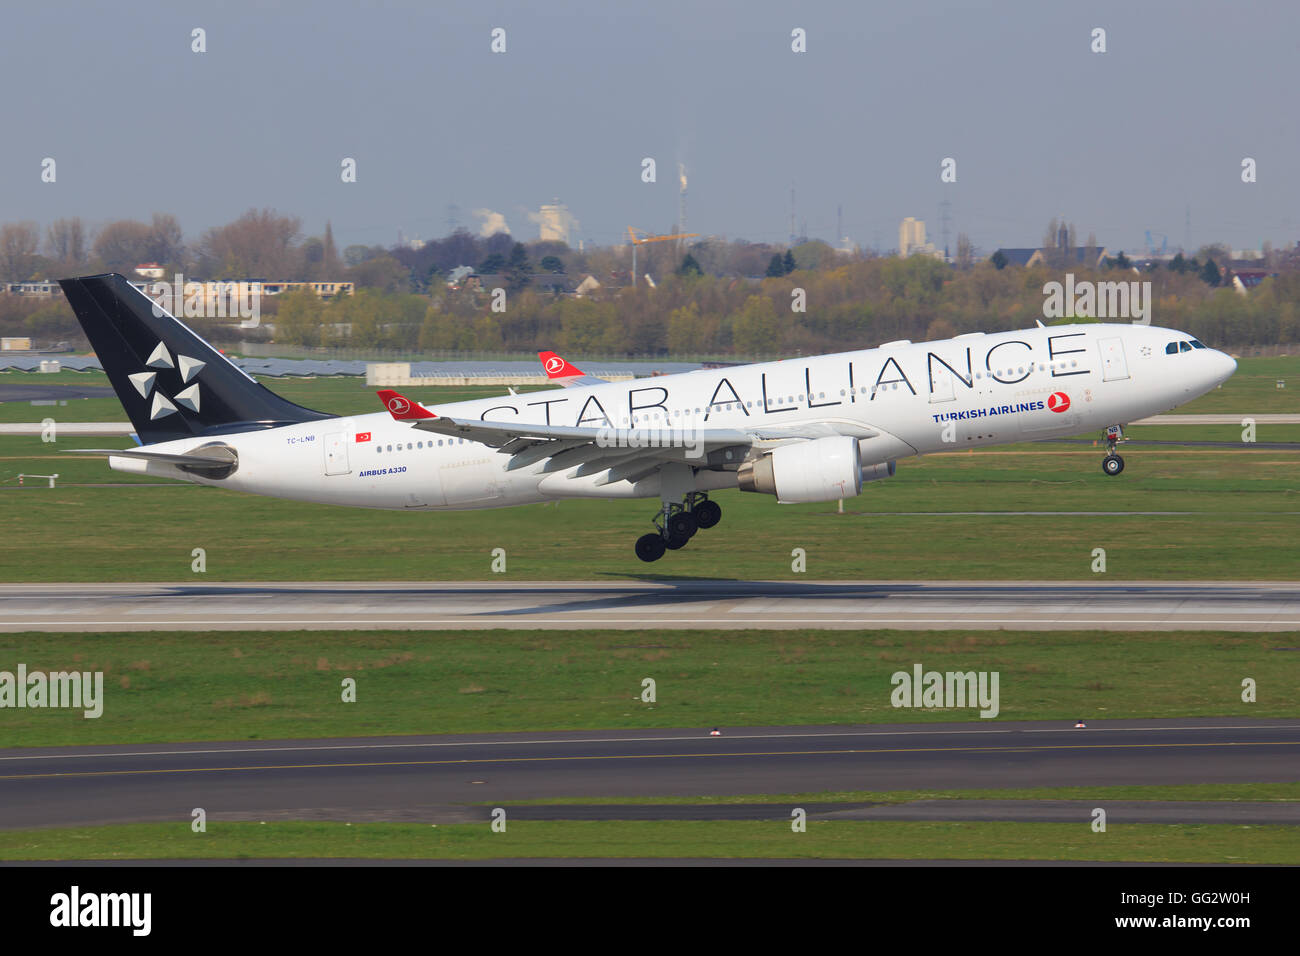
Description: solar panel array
0,355,704,378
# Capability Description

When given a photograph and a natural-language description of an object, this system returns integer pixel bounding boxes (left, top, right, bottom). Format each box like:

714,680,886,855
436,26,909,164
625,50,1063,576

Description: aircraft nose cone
1217,351,1238,383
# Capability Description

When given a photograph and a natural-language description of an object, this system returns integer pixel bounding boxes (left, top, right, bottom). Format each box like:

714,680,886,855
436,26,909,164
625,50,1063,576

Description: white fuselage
110,323,1236,510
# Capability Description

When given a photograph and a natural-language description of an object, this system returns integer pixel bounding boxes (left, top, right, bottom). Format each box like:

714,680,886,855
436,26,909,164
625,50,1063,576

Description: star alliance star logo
127,342,205,419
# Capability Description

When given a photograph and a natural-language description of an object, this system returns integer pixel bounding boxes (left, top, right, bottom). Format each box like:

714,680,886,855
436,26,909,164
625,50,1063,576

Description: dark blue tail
59,274,332,444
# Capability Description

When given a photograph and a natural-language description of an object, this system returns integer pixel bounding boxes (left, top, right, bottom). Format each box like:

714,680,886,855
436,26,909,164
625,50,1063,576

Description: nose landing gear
634,492,724,562
1101,424,1126,476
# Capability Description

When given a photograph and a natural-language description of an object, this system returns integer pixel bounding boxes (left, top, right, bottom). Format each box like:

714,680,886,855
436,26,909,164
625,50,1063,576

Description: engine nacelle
861,460,896,483
737,436,863,503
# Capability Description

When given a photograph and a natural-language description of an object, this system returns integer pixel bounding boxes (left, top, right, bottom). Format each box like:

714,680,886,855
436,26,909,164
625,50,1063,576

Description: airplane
58,273,1236,562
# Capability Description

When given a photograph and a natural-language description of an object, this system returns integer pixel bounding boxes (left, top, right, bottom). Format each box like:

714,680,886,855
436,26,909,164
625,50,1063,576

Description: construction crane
627,226,699,287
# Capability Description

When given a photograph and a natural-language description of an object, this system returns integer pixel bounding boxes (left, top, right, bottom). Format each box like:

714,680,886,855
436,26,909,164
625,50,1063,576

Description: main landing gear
1101,424,1126,476
634,492,723,562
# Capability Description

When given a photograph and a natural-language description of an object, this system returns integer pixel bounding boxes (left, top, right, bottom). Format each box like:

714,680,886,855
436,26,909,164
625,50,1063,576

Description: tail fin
59,274,332,444
376,389,437,420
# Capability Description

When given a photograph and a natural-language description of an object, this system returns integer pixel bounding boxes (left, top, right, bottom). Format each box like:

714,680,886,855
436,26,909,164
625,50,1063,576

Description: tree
350,254,410,293
322,222,342,276
0,222,40,280
990,249,1008,270
477,252,506,274
539,255,564,274
1200,258,1222,287
782,249,797,274
92,220,154,274
45,218,89,271
731,295,780,356
504,242,532,292
1108,251,1131,270
1168,252,1188,274
955,233,974,270
272,288,323,346
766,254,785,278
197,209,302,277
678,253,703,277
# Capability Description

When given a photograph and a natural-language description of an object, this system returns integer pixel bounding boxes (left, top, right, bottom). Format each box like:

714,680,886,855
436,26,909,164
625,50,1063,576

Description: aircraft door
1098,337,1130,382
324,431,350,475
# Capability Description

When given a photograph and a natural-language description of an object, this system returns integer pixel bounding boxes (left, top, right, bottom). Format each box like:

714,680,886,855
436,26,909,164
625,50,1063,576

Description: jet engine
737,436,863,503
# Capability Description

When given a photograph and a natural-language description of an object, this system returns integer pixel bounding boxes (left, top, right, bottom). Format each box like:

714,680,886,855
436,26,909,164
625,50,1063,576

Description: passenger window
1179,341,1192,353
1165,342,1178,354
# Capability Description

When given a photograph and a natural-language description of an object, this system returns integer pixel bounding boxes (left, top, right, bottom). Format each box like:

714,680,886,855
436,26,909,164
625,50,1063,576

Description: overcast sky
1,0,1295,256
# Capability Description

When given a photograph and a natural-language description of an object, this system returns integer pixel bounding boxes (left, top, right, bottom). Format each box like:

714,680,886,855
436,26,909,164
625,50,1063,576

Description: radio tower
677,164,688,236
790,183,797,245
939,199,952,262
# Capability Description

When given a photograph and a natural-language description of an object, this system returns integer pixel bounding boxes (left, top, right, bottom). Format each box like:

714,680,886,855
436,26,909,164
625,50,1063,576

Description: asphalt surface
7,580,1300,631
2,718,1296,829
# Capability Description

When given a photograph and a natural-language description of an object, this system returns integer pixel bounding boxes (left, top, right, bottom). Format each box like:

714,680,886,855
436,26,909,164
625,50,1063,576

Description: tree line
3,210,1299,353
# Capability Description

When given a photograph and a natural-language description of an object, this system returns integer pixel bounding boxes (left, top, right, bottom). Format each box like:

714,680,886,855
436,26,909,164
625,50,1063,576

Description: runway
6,580,1300,631
2,718,1295,830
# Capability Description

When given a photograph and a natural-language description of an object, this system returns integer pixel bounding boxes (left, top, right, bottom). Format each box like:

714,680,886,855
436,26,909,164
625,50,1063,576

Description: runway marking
3,741,1296,782
2,617,1293,627
2,724,1294,762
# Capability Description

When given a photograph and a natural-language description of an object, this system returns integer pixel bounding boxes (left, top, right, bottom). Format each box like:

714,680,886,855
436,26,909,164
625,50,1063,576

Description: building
899,217,926,257
535,201,575,245
992,247,1109,269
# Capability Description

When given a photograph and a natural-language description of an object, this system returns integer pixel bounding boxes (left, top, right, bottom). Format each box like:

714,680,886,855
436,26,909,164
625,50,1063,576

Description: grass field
2,357,1298,582
4,436,1299,580
3,353,1297,418
487,782,1300,806
0,628,1292,746
0,819,1294,862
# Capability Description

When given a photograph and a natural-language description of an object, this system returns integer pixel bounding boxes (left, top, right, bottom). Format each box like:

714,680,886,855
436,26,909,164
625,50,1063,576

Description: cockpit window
1165,342,1179,354
1179,341,1192,353
1190,340,1207,349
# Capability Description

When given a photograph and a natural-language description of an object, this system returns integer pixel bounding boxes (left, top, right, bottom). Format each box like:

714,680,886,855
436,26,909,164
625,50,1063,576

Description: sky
1,0,1295,257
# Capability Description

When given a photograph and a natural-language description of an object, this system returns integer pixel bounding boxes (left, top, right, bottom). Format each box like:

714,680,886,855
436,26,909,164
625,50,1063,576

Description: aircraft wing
376,389,878,486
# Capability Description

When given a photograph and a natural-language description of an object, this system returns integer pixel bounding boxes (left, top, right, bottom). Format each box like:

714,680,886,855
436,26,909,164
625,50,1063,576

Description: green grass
4,440,1300,580
2,359,1299,582
0,370,546,422
0,820,1294,862
494,782,1300,806
1,629,1294,747
1,353,1296,420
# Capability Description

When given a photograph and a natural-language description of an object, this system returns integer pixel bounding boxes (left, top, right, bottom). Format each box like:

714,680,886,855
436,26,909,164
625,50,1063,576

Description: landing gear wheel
664,531,690,550
694,499,722,529
667,511,698,539
1102,454,1125,476
635,533,666,562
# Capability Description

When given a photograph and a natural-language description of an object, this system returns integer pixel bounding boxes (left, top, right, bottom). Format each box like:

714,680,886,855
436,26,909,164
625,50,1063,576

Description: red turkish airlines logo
1047,391,1071,413
545,356,565,375
387,396,410,415
356,432,372,442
